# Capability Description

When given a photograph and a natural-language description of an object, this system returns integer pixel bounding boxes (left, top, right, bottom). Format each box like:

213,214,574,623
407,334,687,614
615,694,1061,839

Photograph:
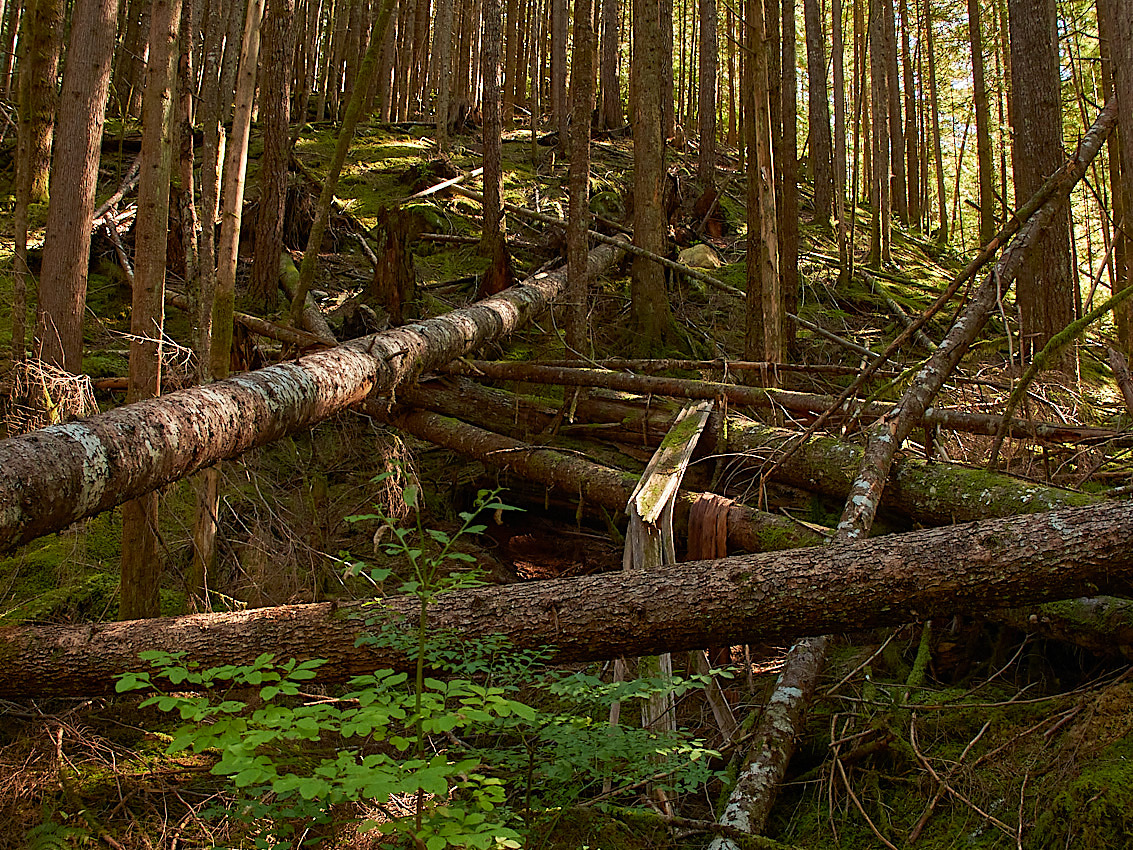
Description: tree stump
369,206,426,324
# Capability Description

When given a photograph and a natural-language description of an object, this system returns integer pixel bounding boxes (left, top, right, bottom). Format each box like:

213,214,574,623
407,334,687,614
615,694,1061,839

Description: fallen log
379,406,825,552
0,241,626,550
396,377,1103,527
447,360,1133,447
3,498,1133,699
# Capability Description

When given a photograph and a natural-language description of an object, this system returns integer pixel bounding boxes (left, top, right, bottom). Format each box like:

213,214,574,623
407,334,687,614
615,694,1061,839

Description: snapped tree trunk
5,498,1133,699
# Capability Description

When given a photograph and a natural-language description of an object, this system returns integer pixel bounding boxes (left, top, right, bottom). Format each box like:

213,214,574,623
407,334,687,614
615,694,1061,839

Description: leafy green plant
117,485,724,848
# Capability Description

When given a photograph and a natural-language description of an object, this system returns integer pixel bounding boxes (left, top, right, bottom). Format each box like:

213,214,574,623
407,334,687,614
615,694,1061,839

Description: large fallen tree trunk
3,499,1133,699
0,243,626,550
379,406,826,551
401,378,1102,527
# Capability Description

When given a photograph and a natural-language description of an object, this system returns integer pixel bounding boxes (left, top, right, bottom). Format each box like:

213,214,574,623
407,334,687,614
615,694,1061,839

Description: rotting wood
623,403,713,736
4,497,1133,699
1108,347,1133,420
0,241,627,551
378,405,825,552
987,597,1133,658
278,252,338,344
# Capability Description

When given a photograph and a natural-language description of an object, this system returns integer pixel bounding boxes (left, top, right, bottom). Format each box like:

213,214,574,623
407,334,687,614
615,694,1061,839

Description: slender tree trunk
551,0,567,145
803,0,833,228
289,0,399,325
661,0,674,137
251,0,296,310
867,0,891,265
599,0,622,128
881,0,905,223
779,0,798,346
0,0,20,98
926,0,947,242
11,0,63,363
631,0,676,353
34,0,120,375
209,0,265,381
899,0,918,228
433,0,453,149
120,0,181,621
1102,0,1133,356
478,0,513,296
833,0,849,273
697,0,716,186
745,0,780,365
967,0,995,244
566,0,596,354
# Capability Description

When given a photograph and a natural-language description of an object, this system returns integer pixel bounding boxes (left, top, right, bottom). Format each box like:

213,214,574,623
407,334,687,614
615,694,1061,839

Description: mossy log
377,405,825,552
3,498,1133,699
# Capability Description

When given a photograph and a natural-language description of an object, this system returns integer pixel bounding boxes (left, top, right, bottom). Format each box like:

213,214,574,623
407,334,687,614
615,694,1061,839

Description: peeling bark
4,498,1133,699
0,243,626,551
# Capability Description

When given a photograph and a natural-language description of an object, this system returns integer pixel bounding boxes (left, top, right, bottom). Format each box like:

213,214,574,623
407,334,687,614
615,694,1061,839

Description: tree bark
967,0,995,245
566,0,595,354
1009,0,1072,363
0,242,626,551
598,0,622,128
778,0,798,349
631,0,676,353
744,0,780,366
1102,0,1133,357
697,0,717,187
251,0,297,310
5,498,1133,699
34,0,120,375
803,0,833,228
119,0,182,621
478,0,513,297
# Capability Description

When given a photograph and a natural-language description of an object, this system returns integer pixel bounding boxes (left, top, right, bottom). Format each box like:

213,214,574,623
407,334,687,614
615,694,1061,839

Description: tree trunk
0,242,626,551
433,0,453,149
779,0,798,348
11,0,63,363
1009,0,1073,363
566,0,595,354
550,0,567,145
6,498,1133,699
478,0,513,297
251,0,296,310
967,0,995,245
384,400,825,552
867,0,890,265
881,0,906,222
598,0,622,128
832,0,848,272
803,0,833,228
697,0,716,187
899,0,918,229
744,0,780,366
1102,0,1133,357
209,0,265,381
120,0,182,622
925,0,947,243
289,0,397,326
34,0,120,375
630,0,676,353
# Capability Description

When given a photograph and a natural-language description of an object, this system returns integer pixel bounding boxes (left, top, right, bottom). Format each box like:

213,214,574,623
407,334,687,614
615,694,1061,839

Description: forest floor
0,118,1132,849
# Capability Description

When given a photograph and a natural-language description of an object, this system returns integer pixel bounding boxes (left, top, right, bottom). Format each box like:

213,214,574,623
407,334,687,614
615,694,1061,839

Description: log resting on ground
0,243,626,551
3,499,1133,699
377,405,826,551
